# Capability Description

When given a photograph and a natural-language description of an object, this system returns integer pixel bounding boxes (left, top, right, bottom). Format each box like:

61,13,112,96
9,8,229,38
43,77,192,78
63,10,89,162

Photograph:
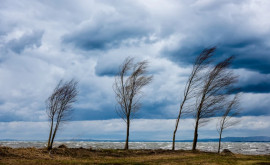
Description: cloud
62,5,155,50
5,30,44,53
161,0,270,74
236,82,270,94
0,0,269,134
0,55,66,122
94,54,123,76
234,69,270,93
239,93,270,116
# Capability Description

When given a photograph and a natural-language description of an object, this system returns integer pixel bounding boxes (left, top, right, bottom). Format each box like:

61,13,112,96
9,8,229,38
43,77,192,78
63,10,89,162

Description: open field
0,146,270,165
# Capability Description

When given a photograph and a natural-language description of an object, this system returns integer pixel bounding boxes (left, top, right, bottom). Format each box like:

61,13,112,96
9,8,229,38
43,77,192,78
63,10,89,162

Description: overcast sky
0,0,269,141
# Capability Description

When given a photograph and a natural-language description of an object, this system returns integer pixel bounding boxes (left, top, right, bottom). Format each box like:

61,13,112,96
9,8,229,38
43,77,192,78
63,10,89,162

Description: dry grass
0,146,270,164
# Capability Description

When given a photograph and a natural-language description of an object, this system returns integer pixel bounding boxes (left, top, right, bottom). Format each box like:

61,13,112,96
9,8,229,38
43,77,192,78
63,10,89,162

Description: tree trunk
172,102,184,150
172,129,176,150
193,91,205,151
125,119,130,150
218,129,223,153
47,119,54,150
172,117,180,150
49,122,59,149
192,118,199,151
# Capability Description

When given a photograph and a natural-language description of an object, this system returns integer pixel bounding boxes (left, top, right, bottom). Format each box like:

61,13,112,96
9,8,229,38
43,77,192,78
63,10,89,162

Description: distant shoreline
2,140,270,143
1,136,270,143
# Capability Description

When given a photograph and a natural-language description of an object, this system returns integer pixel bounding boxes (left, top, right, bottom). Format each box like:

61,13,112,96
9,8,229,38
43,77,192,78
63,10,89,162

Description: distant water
0,141,269,155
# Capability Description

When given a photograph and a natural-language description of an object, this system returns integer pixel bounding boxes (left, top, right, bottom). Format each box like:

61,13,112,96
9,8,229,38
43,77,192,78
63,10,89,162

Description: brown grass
0,146,269,165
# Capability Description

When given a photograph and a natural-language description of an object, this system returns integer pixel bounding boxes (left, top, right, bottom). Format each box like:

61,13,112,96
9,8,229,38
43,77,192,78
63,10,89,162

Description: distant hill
175,136,270,142
221,136,270,142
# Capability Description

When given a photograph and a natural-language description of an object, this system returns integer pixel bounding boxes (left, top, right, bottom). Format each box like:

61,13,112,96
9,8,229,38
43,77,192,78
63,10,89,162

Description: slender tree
192,56,237,151
113,57,153,150
172,48,215,150
46,79,78,150
217,93,241,153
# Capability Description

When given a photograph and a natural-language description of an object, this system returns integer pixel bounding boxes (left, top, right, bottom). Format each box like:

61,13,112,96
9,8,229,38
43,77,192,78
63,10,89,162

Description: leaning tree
172,48,215,150
192,56,238,151
46,79,78,150
113,57,153,150
217,93,241,153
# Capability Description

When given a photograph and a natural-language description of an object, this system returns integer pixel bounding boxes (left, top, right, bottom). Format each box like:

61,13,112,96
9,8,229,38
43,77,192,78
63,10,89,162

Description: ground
0,146,270,164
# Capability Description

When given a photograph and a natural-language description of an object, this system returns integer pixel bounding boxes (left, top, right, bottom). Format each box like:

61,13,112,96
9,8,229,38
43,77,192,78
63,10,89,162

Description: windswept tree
46,79,78,150
113,57,153,150
192,56,238,151
217,93,241,153
172,48,215,150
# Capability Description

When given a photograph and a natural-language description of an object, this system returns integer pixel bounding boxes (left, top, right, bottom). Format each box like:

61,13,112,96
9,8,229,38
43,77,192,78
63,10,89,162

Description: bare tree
192,56,238,151
113,57,153,150
172,48,215,150
46,79,78,150
217,93,241,153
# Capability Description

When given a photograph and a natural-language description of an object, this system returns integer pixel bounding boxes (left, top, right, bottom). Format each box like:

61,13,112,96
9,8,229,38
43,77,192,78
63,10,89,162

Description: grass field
0,146,270,164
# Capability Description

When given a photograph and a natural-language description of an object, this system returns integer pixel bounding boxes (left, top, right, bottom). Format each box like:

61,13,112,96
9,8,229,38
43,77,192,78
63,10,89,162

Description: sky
0,0,269,141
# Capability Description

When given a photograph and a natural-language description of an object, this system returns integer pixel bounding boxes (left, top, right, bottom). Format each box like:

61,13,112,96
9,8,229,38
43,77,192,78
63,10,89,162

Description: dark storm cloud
137,99,178,119
72,107,118,120
62,13,154,51
235,71,270,94
71,99,176,120
241,107,270,116
71,93,270,120
164,38,270,94
95,67,118,77
160,0,270,74
235,82,270,93
163,37,270,74
218,40,270,74
6,30,44,53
